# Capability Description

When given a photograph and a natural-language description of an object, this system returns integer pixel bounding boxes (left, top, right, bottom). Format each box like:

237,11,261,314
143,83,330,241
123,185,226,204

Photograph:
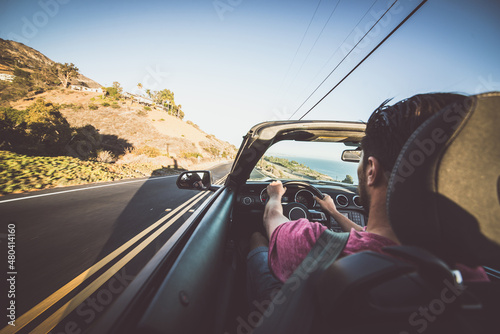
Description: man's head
358,93,469,213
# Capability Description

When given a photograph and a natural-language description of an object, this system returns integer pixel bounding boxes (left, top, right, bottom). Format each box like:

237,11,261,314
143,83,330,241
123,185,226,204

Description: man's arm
314,194,363,232
263,181,289,239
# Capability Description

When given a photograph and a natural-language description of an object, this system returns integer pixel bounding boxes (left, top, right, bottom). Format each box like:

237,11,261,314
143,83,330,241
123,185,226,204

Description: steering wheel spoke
280,181,328,223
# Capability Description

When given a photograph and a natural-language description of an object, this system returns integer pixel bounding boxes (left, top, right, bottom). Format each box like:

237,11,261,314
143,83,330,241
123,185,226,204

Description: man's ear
365,156,386,187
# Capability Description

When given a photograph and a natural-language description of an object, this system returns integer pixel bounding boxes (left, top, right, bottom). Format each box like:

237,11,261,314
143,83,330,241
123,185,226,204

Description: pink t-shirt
269,219,489,283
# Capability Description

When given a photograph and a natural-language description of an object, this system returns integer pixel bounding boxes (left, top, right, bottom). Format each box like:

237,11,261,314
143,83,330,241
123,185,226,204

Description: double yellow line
1,174,228,334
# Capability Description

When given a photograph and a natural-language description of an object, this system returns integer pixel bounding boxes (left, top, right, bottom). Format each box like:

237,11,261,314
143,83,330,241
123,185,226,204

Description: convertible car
92,93,500,333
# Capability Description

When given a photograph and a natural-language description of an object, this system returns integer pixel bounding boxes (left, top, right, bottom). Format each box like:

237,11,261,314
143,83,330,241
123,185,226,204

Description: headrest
387,92,500,268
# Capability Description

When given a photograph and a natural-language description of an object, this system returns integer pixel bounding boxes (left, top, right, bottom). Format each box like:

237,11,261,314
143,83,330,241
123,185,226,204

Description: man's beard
358,174,370,217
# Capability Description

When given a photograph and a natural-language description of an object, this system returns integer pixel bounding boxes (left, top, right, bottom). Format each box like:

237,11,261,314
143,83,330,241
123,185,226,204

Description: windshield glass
249,141,360,185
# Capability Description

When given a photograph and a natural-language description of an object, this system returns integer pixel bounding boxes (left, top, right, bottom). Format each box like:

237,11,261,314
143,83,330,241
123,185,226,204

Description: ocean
270,154,359,184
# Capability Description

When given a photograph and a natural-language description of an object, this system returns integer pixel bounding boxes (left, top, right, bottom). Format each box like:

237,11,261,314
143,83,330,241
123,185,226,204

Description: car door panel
137,187,235,333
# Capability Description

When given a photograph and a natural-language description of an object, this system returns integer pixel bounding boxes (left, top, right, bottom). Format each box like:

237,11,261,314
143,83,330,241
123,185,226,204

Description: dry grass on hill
12,89,236,170
11,88,101,109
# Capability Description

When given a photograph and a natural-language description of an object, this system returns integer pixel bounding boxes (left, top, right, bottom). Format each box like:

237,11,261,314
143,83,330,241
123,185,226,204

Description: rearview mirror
341,149,362,163
176,171,212,190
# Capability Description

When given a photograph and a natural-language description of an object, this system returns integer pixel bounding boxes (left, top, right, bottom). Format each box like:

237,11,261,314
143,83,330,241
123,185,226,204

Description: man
186,172,207,190
247,93,488,306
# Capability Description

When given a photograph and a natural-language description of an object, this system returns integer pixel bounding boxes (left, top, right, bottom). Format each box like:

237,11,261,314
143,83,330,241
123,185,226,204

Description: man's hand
314,194,363,232
314,194,338,216
267,180,286,199
263,180,289,239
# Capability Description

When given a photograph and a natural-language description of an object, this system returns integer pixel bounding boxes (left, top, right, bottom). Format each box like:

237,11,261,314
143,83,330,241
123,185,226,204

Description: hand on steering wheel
266,180,287,199
314,194,338,216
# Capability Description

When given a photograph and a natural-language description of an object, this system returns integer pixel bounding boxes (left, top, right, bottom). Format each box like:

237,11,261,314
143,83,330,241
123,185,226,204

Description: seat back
387,92,500,268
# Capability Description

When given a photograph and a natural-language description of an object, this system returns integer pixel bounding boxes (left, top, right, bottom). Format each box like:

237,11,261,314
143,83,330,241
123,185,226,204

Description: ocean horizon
268,154,359,184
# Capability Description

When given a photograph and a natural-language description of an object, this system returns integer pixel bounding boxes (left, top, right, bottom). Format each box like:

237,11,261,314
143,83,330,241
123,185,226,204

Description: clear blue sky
1,0,499,146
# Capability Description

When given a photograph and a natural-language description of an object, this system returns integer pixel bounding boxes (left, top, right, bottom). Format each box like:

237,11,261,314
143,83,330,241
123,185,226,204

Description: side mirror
176,171,212,190
341,149,362,163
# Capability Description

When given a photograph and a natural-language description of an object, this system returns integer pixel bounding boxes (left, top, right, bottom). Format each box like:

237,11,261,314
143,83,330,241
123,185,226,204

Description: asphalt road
0,162,232,334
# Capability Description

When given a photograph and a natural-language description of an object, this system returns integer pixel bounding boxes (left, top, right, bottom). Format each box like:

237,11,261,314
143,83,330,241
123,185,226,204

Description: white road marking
0,175,178,204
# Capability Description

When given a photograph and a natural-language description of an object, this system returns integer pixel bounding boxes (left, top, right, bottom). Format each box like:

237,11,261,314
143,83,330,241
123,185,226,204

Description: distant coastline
266,154,358,184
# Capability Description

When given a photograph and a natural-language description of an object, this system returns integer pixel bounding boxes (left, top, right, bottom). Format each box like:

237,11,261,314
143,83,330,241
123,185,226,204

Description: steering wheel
281,181,325,221
282,181,325,200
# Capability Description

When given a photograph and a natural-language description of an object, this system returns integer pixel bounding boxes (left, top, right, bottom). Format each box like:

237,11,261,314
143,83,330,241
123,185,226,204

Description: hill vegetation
0,38,236,194
0,150,149,195
258,156,335,181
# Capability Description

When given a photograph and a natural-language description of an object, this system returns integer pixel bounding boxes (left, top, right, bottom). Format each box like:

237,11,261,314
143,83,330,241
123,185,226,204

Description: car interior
91,93,499,334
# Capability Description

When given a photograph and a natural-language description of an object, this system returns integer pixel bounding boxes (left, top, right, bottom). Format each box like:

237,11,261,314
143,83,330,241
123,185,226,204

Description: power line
278,0,323,93
289,0,399,120
297,0,428,120
290,0,378,109
285,0,342,92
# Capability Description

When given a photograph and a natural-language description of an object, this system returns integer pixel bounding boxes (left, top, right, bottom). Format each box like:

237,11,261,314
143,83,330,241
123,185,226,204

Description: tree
0,99,73,155
112,81,123,95
342,175,354,184
152,88,175,106
105,81,123,99
24,99,73,155
53,62,79,88
12,68,33,90
0,107,27,150
176,104,184,119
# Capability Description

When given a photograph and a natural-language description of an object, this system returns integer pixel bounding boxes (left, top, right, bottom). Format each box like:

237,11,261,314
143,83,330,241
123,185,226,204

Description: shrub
96,150,114,163
134,145,161,158
202,144,220,157
111,102,120,109
342,175,354,184
73,104,83,111
159,118,165,121
101,102,110,107
144,106,151,111
61,103,83,111
137,110,147,117
186,120,200,130
88,103,98,110
181,152,202,159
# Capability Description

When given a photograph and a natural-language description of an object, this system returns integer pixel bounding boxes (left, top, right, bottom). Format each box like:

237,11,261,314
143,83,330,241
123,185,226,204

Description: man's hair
361,93,469,173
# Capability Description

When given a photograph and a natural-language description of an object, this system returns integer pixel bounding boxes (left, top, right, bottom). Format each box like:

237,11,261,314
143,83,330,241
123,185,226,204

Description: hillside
0,39,236,194
8,89,236,165
0,38,101,88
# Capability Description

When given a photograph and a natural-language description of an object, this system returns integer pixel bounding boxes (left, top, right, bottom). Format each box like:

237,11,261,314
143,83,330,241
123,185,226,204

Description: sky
1,0,499,146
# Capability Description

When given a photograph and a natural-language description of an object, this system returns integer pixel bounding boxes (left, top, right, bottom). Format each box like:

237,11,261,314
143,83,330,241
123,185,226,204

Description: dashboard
236,182,367,232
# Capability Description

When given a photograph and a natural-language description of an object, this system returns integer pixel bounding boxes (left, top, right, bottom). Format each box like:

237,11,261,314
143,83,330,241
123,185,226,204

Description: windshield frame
227,120,366,187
